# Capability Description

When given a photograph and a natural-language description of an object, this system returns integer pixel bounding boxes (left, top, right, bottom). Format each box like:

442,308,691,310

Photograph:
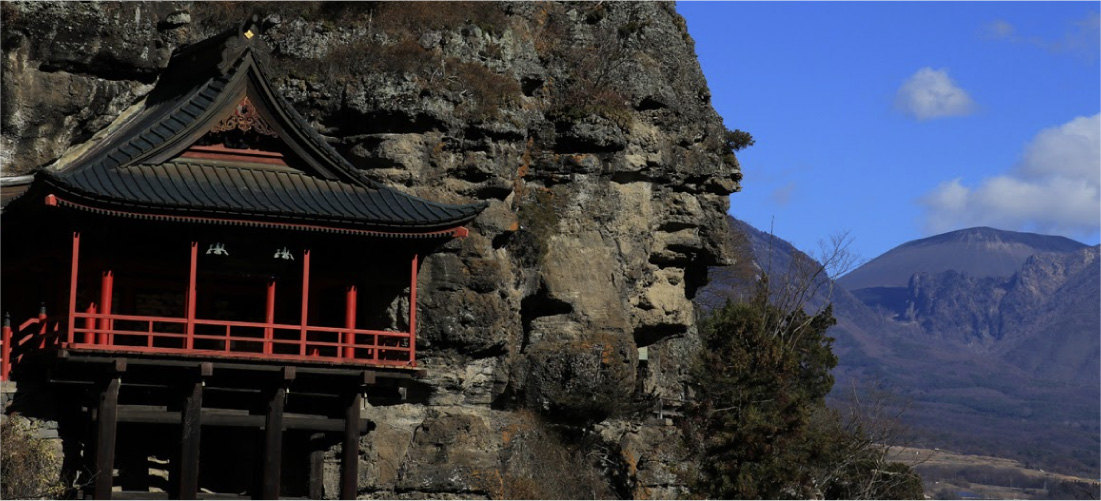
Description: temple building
1,19,485,499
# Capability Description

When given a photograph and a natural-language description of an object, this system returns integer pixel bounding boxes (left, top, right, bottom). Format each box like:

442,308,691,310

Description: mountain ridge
703,218,1100,478
838,226,1088,291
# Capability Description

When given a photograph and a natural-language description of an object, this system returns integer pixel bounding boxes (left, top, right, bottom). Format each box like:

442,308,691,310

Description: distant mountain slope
999,246,1101,384
838,227,1087,290
701,218,1100,478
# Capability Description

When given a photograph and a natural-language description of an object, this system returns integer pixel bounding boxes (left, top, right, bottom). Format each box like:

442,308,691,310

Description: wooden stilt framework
42,354,404,499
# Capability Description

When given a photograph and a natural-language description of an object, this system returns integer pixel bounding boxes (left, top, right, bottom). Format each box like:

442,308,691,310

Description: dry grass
890,446,1100,499
0,415,66,500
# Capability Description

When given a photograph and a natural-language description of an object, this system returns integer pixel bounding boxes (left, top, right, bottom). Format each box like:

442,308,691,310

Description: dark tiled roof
38,20,485,234
46,162,482,230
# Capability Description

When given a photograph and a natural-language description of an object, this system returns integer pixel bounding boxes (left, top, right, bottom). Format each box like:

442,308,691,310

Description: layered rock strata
2,2,740,497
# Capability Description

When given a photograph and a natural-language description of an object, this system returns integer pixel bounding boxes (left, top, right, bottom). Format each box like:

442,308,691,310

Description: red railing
0,310,414,380
67,311,414,366
2,234,428,380
1,310,66,381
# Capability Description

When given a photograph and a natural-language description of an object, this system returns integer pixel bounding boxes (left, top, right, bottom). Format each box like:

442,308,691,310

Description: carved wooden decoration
211,96,277,137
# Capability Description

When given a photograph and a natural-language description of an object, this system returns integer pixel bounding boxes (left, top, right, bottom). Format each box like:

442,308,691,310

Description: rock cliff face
2,2,739,498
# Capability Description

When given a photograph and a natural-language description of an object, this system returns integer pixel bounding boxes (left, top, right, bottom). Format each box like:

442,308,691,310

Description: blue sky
677,2,1101,263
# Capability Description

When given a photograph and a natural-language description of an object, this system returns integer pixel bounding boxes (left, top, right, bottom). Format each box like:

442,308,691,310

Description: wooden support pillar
261,385,285,500
98,271,114,345
185,241,198,350
308,433,326,500
341,390,363,500
299,249,311,356
94,370,122,499
67,231,81,343
343,286,356,360
262,368,293,500
176,363,210,500
264,280,276,355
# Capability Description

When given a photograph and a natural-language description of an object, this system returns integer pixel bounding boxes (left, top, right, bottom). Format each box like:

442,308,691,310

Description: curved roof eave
37,19,486,233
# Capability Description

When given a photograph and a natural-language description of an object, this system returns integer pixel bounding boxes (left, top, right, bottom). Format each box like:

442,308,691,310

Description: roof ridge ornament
210,96,278,137
217,15,269,74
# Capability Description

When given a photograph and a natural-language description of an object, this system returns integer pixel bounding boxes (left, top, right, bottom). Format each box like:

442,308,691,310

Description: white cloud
920,114,1101,238
983,13,1100,60
1018,114,1100,186
895,67,976,120
771,182,796,206
983,19,1015,39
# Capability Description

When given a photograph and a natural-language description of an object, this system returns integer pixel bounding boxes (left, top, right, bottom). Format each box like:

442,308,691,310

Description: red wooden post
2,314,12,381
409,253,418,366
186,241,198,350
344,285,357,360
36,305,47,349
299,249,310,356
83,304,97,344
98,271,114,345
67,231,80,343
264,279,276,355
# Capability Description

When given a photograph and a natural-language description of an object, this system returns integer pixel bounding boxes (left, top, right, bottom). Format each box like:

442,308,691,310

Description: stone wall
1,2,741,497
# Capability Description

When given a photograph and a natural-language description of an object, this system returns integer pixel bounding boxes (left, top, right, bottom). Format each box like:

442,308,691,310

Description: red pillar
344,286,357,360
83,304,97,345
36,306,47,349
186,241,198,350
2,316,11,381
264,280,276,355
299,249,311,356
67,231,81,344
409,254,418,366
98,271,114,346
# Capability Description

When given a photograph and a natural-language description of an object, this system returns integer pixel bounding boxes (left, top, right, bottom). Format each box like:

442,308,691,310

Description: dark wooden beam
94,376,121,499
261,385,286,500
340,391,363,500
177,377,203,500
56,354,418,379
116,406,370,432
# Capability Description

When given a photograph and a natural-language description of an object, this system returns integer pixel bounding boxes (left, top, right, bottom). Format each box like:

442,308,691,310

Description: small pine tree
723,128,756,153
684,282,838,499
683,278,924,499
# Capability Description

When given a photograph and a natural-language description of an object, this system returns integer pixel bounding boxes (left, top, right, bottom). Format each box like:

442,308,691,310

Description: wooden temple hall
1,20,485,499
